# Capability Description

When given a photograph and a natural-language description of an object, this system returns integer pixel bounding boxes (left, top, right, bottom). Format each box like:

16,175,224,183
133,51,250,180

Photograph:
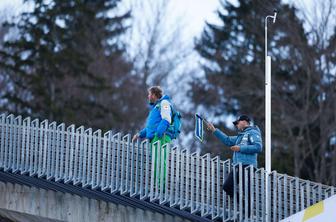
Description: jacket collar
148,95,170,109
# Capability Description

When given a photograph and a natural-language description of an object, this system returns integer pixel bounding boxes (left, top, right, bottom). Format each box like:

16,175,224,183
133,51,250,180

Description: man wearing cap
205,115,262,198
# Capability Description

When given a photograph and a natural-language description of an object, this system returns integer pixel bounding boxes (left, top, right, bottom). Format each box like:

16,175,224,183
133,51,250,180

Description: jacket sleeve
139,128,147,138
213,129,237,146
239,132,263,154
156,100,172,138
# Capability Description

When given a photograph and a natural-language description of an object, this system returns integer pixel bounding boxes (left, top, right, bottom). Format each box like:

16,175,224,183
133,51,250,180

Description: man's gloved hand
132,133,139,142
205,122,216,133
230,145,240,152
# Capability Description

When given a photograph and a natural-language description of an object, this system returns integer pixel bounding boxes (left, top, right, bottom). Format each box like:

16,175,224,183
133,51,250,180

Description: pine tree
192,0,291,160
0,0,145,131
192,0,336,184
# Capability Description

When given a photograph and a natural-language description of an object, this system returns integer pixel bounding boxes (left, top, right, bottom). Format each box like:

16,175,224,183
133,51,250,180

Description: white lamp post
265,9,277,220
265,9,277,174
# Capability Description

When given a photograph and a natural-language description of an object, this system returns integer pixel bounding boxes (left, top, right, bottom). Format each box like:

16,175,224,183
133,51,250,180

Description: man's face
148,91,158,104
235,120,249,131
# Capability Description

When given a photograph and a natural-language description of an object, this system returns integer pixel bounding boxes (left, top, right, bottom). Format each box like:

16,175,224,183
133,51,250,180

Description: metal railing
0,113,335,221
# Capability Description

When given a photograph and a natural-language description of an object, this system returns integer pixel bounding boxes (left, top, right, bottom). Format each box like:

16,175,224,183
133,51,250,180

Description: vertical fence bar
306,181,311,208
244,166,248,219
222,160,231,221
139,139,146,199
294,177,300,213
232,164,238,221
289,177,294,216
116,133,122,192
3,115,10,171
272,172,277,222
245,165,254,220
201,154,206,216
100,131,109,190
312,184,317,204
255,169,260,221
283,174,288,219
73,126,84,185
159,143,170,204
265,171,272,222
150,140,158,201
278,175,283,220
12,116,21,172
13,116,22,172
238,164,243,222
322,184,327,202
91,129,98,188
76,126,85,185
164,143,171,204
132,139,140,197
21,117,30,174
206,154,211,216
195,151,201,213
120,134,129,194
130,138,135,196
182,148,190,210
261,169,266,221
179,149,186,209
82,128,92,187
300,182,305,211
29,118,39,176
251,166,256,220
121,134,131,195
183,149,191,209
47,122,56,180
190,151,198,213
102,131,112,191
64,125,74,183
55,123,65,182
0,114,6,168
169,146,177,207
38,120,48,178
211,156,220,220
140,140,150,200
10,115,16,171
24,117,31,174
92,130,102,189
320,184,325,201
19,117,27,173
5,115,14,171
111,133,121,193
201,153,210,217
9,115,16,171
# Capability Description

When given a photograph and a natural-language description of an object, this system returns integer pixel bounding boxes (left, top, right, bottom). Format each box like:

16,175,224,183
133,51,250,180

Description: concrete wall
0,208,63,222
0,181,190,222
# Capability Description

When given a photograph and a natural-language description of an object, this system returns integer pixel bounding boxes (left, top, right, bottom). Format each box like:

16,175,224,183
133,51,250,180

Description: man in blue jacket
205,115,262,198
132,86,173,185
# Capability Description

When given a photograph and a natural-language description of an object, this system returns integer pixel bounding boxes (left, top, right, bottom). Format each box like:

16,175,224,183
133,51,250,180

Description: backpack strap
156,99,172,124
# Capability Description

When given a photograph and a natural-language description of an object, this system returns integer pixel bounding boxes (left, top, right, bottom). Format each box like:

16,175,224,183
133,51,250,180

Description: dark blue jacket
139,95,172,140
214,126,262,168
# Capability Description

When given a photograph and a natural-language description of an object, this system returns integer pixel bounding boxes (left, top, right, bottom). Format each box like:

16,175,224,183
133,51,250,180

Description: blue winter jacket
214,126,262,168
139,95,173,140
